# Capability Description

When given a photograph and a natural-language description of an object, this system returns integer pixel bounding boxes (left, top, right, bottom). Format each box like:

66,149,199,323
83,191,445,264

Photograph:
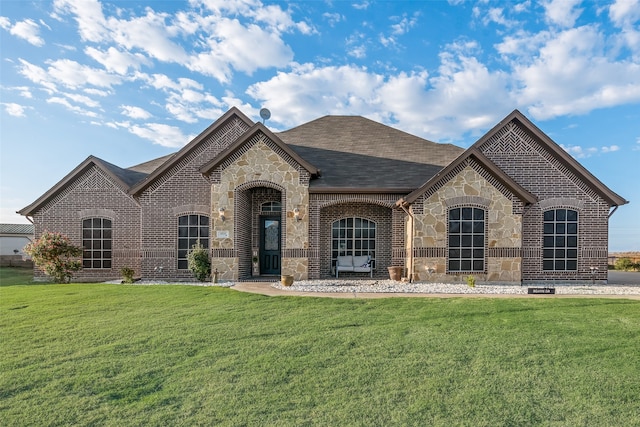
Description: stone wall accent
411,165,522,283
209,133,310,280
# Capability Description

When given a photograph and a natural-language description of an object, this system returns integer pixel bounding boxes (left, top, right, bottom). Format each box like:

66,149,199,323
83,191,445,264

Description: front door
260,216,281,275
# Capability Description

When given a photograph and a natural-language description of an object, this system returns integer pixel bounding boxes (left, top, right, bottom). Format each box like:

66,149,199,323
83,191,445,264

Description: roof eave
309,187,415,194
199,122,320,177
401,147,538,207
130,107,255,196
18,156,134,217
472,110,628,207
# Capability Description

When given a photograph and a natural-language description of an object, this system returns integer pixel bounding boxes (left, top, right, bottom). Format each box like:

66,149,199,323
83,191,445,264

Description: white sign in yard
216,230,230,238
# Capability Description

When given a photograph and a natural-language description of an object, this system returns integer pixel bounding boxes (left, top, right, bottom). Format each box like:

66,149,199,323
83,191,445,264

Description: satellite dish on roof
260,108,271,124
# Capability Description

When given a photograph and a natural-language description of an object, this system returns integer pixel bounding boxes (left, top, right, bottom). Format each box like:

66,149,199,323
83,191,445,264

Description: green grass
0,266,40,286
1,282,639,426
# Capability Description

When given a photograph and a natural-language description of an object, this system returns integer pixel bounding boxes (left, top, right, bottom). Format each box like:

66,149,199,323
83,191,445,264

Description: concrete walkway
231,281,640,300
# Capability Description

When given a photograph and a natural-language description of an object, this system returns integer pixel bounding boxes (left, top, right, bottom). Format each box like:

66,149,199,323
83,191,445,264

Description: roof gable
400,148,537,206
473,110,628,207
129,107,254,195
199,122,319,176
19,156,143,217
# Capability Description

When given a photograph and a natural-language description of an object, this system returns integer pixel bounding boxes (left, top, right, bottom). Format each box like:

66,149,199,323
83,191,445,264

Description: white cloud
9,19,45,46
121,105,152,119
352,2,370,11
562,144,622,158
128,122,195,148
542,0,583,28
247,48,513,141
85,46,150,74
2,103,27,117
323,13,344,27
53,0,109,42
63,92,100,108
17,59,58,92
0,16,10,29
46,96,98,117
187,17,294,82
601,145,620,153
609,0,640,27
52,0,308,85
390,13,419,36
46,59,123,89
505,25,640,119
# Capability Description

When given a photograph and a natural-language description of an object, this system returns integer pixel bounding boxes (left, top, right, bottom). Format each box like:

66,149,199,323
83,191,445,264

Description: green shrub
188,241,211,282
466,275,476,288
24,231,82,283
120,267,135,284
615,257,634,271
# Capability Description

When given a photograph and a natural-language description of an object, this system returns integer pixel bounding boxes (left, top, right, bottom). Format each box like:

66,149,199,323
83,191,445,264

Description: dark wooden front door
260,216,281,275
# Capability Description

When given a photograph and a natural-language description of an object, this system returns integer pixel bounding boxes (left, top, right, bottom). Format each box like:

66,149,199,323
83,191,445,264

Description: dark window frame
331,217,376,270
542,208,578,271
447,207,486,273
177,214,210,270
82,217,112,269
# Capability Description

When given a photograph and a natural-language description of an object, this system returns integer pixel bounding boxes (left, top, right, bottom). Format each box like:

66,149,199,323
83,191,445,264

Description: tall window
178,215,209,270
543,208,578,271
332,218,376,268
448,207,485,272
82,218,112,269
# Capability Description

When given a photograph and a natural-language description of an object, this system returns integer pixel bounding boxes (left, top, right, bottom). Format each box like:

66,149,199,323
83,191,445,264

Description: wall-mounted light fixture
219,207,226,221
293,208,301,221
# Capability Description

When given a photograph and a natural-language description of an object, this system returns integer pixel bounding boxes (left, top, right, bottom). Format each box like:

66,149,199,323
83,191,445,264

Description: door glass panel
264,220,279,251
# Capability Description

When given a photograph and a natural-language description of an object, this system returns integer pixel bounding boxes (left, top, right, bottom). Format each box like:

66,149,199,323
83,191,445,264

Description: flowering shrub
24,231,82,283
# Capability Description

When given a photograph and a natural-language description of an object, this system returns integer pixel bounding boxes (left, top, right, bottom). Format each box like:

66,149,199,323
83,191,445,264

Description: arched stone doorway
235,182,285,280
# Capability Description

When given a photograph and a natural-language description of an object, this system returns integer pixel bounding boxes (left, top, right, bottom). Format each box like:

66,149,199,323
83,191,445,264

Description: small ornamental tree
187,241,211,282
24,231,82,283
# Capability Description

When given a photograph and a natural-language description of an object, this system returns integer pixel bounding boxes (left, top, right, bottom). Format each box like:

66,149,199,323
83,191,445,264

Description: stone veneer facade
410,163,523,283
208,133,310,281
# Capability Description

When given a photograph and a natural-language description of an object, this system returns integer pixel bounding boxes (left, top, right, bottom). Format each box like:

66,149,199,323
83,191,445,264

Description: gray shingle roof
97,158,149,188
127,154,175,174
277,116,464,190
0,224,34,235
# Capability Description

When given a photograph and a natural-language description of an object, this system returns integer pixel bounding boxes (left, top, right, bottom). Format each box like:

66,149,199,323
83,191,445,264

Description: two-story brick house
19,107,627,284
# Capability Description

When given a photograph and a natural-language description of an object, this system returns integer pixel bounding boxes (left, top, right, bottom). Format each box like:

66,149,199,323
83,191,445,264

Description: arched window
82,218,112,269
543,209,578,271
332,217,376,268
177,214,209,270
448,207,485,272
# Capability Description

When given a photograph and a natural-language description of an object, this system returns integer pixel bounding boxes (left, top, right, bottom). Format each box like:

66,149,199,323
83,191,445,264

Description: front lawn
1,284,639,426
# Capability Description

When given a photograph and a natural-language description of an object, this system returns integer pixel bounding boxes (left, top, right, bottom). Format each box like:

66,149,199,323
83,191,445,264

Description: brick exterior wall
478,121,610,283
31,166,141,281
310,195,405,279
139,117,251,281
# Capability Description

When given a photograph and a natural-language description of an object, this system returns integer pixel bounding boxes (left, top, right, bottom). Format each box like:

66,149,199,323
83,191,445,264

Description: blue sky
1,0,638,251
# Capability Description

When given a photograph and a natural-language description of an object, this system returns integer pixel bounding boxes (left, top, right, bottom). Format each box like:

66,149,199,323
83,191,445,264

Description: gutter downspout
398,200,414,283
608,205,618,219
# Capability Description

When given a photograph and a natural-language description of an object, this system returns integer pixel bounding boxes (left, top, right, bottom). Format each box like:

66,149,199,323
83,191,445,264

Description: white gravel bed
271,279,640,295
104,279,234,287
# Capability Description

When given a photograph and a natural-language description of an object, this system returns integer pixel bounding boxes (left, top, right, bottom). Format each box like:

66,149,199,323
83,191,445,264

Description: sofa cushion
337,256,353,267
353,255,370,268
